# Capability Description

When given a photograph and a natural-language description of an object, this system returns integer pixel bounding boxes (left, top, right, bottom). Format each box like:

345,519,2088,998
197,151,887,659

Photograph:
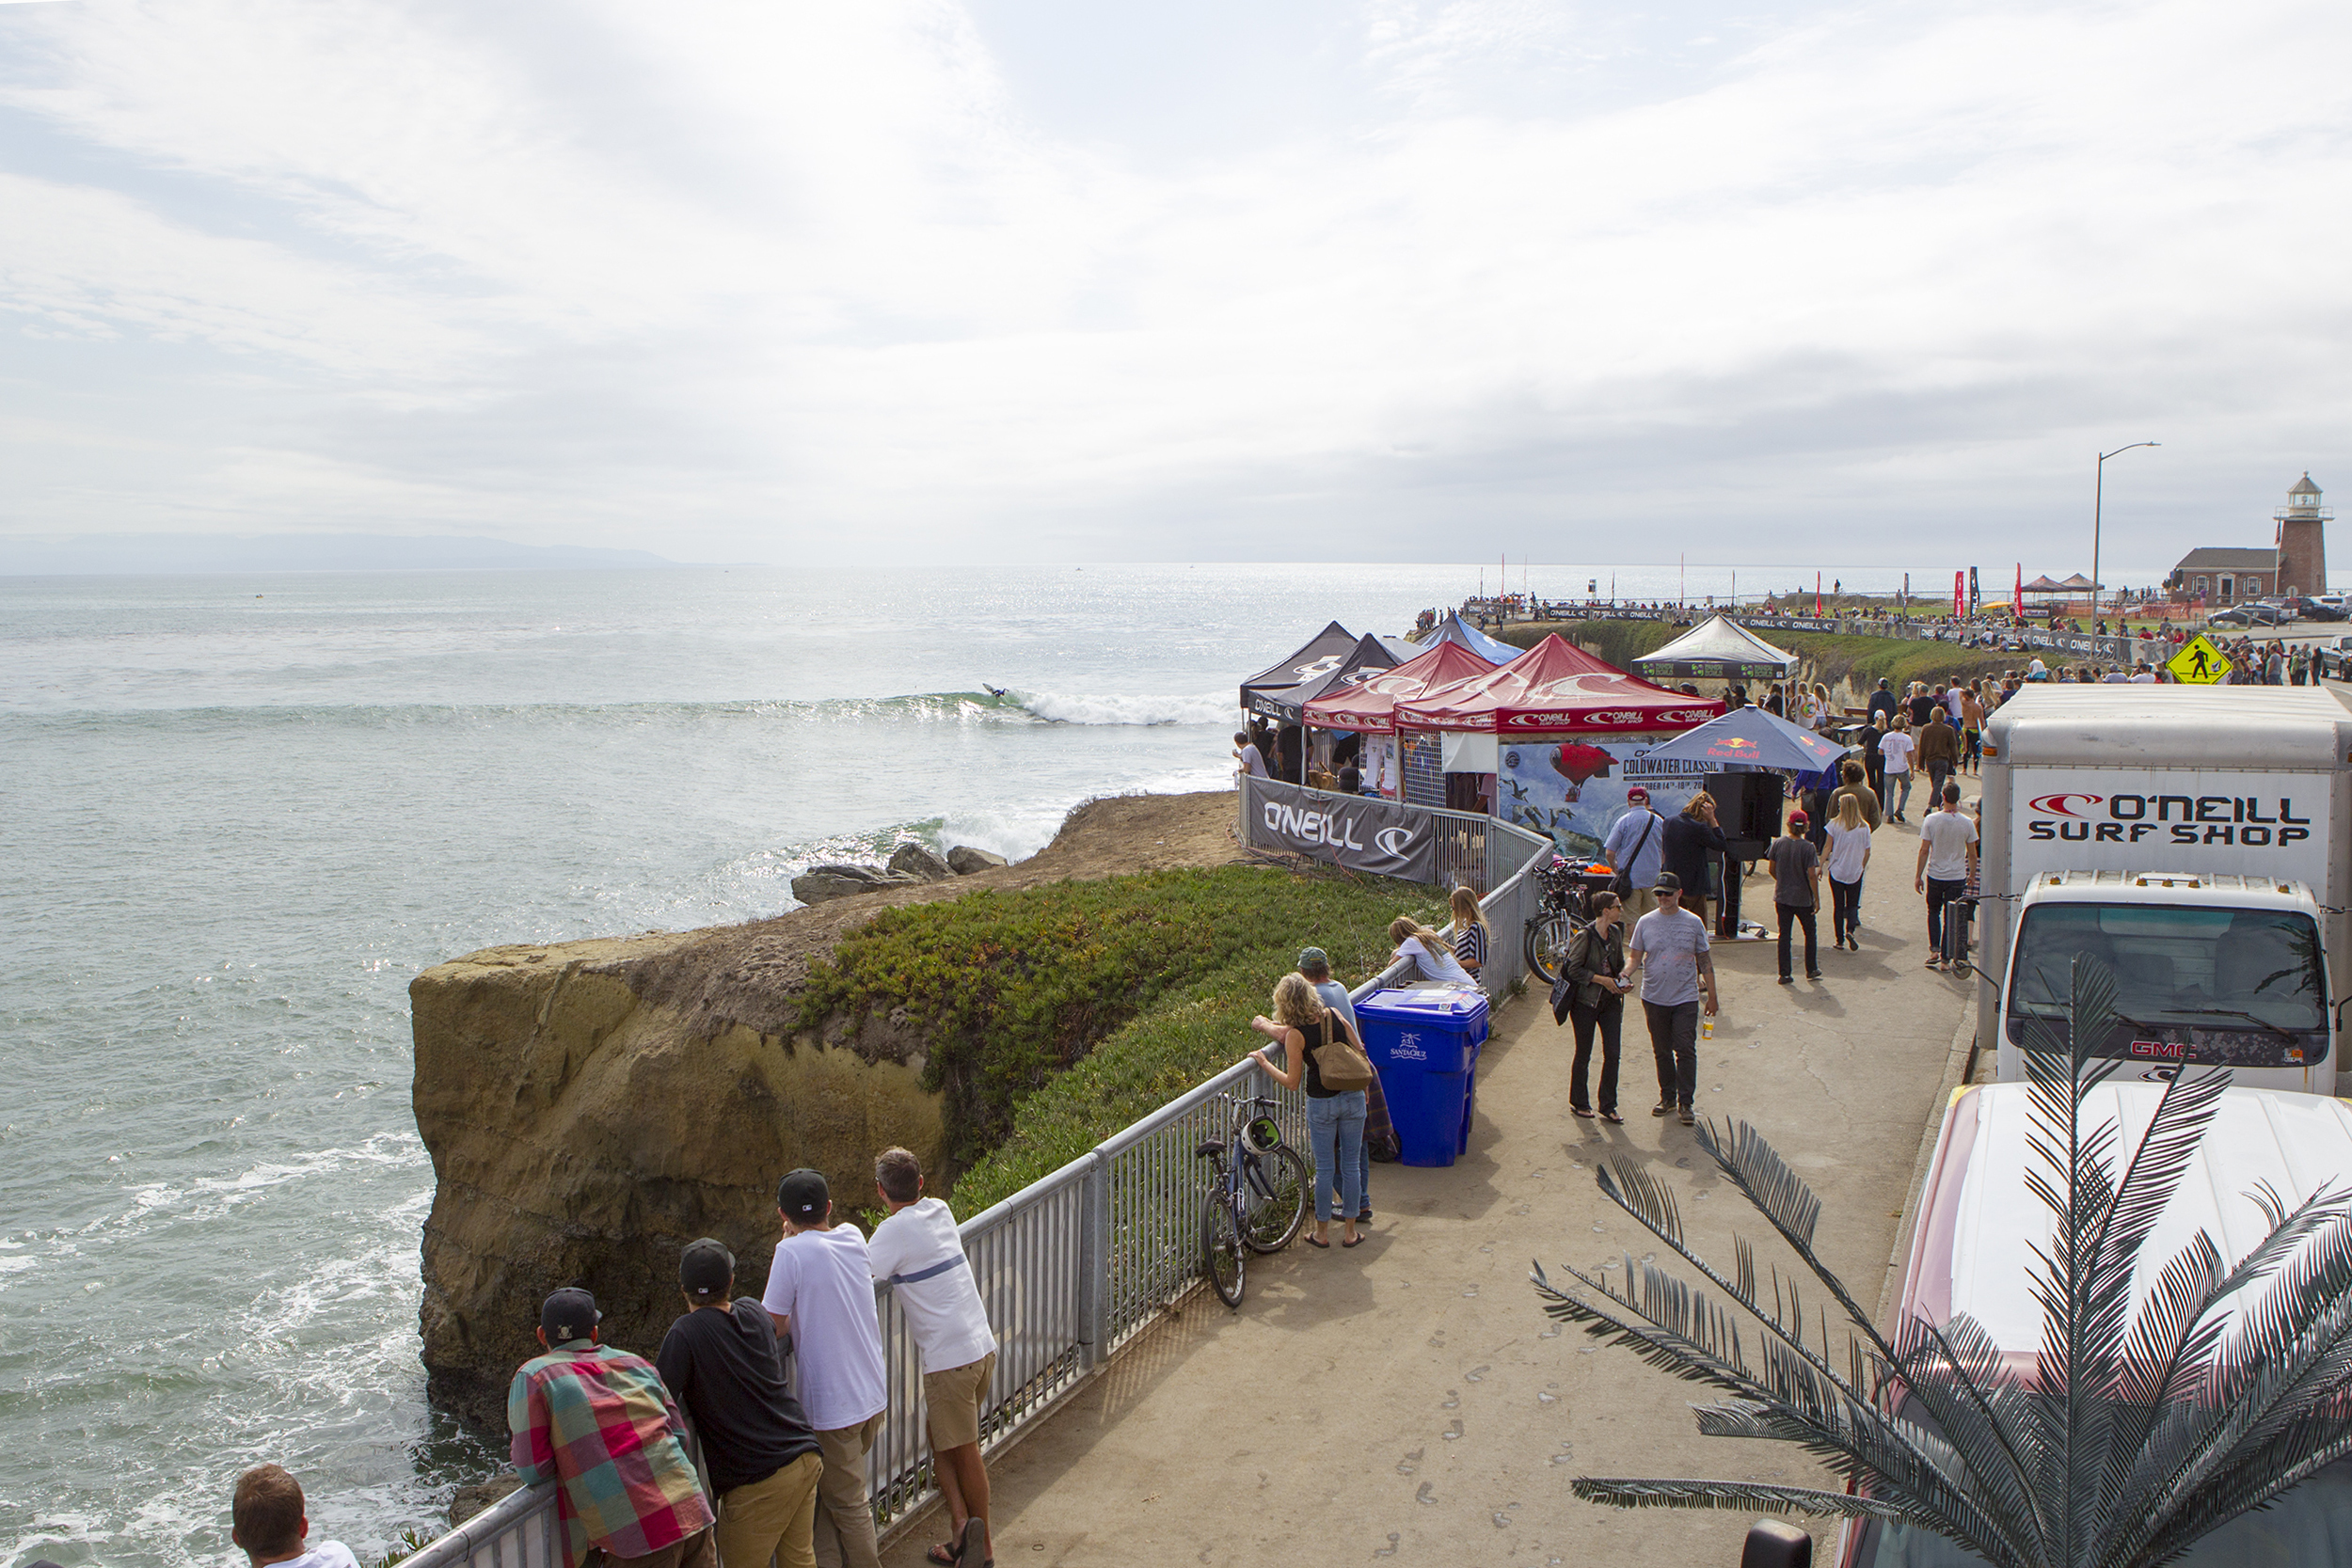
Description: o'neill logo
2029,793,2104,817
1263,801,1365,850
1375,826,1417,857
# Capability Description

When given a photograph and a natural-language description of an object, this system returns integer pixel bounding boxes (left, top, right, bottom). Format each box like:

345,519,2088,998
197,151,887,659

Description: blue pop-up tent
1422,610,1521,667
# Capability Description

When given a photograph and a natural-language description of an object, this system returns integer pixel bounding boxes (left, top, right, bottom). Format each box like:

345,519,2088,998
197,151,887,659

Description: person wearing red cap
1766,811,1821,983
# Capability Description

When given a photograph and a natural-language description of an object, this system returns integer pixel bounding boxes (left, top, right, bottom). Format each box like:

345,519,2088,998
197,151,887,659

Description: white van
1994,870,2333,1095
1842,1082,2352,1565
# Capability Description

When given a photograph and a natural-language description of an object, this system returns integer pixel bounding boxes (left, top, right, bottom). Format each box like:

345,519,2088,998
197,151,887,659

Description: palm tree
1533,957,2352,1566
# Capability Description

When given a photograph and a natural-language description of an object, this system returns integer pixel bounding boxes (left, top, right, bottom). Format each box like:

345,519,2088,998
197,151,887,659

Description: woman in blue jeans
1248,974,1365,1247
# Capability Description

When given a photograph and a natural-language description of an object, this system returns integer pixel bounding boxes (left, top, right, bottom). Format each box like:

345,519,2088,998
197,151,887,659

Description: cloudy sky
0,0,2345,572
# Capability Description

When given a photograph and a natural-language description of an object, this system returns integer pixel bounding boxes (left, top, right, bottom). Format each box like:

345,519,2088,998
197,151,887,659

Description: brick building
2166,474,2328,603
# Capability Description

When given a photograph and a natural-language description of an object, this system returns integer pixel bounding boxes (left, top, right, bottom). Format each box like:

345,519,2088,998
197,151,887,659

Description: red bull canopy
1391,633,1722,735
1632,704,1848,777
1299,640,1500,735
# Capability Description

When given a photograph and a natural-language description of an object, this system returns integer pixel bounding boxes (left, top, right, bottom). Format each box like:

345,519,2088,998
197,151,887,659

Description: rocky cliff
411,792,1245,1432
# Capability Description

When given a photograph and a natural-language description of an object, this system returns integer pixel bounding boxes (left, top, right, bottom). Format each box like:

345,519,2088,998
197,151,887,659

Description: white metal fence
404,797,1550,1568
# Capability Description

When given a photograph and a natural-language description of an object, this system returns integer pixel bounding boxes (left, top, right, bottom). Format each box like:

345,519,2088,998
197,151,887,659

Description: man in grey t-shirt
1766,811,1821,984
1624,873,1719,1126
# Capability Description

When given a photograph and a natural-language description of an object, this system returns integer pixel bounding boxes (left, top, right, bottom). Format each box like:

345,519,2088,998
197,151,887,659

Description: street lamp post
2093,442,2159,624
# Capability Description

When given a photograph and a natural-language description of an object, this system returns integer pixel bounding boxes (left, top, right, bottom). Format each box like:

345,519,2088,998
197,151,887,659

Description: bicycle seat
1195,1141,1224,1160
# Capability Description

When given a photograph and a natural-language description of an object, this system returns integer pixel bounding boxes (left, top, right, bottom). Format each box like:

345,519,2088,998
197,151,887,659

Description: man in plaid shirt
509,1287,716,1568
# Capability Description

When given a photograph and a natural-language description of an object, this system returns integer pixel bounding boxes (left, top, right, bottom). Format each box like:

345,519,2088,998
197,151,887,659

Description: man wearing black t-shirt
657,1240,824,1568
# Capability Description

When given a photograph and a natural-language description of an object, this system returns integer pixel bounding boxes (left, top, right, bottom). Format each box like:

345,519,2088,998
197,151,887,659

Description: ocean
0,560,1984,1568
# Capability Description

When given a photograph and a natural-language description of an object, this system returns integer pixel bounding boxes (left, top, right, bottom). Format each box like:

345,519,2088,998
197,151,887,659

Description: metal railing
396,812,1570,1565
1500,603,2165,667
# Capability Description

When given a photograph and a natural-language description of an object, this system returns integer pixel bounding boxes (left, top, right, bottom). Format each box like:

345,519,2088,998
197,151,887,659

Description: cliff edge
412,790,1243,1431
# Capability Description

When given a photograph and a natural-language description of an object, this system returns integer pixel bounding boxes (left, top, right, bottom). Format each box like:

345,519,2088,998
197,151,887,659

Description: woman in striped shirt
1450,886,1489,988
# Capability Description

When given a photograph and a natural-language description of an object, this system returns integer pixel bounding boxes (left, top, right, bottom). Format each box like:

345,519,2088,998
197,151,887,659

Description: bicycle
1194,1092,1311,1308
1524,855,1597,986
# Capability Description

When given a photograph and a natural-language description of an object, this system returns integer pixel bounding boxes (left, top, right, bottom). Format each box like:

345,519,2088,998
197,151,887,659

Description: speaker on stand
1705,771,1786,939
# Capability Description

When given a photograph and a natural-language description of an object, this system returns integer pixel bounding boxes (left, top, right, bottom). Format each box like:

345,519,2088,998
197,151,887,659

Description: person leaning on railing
509,1288,717,1568
1248,974,1367,1247
1389,916,1473,986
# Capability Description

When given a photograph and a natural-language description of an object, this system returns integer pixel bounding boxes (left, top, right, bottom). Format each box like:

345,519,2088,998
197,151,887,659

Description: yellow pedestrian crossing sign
2167,634,2233,685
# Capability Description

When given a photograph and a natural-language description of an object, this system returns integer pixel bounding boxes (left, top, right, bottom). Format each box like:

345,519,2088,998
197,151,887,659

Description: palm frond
1569,1476,1899,1521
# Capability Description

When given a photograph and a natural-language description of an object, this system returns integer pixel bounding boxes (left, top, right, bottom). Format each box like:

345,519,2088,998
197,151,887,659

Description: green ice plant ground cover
791,864,1446,1217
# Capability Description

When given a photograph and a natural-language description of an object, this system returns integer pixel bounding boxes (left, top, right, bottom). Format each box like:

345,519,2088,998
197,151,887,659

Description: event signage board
1249,778,1438,881
1498,739,1711,860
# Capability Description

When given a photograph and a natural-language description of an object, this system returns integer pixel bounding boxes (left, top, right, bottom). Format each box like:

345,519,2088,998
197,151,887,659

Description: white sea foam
1015,689,1230,726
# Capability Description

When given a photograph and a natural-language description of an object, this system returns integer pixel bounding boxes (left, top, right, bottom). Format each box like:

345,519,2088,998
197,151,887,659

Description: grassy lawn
1502,619,2024,689
793,864,1451,1217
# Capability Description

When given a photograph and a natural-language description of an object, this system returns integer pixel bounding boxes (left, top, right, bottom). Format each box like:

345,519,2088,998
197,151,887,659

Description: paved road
887,810,1980,1568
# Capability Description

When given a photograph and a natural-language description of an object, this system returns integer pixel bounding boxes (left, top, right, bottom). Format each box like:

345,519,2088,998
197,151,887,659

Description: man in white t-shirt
231,1465,358,1568
869,1148,998,1568
763,1170,888,1568
1914,782,1980,970
1233,731,1268,780
1878,725,1917,823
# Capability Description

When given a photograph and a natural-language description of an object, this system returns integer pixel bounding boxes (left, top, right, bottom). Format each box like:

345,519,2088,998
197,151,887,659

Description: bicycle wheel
1200,1190,1246,1307
1241,1144,1309,1254
1525,911,1571,985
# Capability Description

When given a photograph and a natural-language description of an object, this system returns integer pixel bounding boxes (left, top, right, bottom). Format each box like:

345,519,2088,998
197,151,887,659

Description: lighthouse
2276,473,2330,598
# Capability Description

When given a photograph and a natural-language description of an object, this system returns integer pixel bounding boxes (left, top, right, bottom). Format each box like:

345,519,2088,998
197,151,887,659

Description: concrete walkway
891,813,1979,1568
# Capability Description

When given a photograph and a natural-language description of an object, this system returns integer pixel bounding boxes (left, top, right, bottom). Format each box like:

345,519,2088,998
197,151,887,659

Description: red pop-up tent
1299,640,1501,736
1392,634,1722,733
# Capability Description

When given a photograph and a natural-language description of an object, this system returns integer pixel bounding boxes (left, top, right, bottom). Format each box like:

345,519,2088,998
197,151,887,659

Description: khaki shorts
922,1351,995,1450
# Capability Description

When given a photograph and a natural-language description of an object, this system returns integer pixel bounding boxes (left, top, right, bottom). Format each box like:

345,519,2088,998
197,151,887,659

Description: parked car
2207,603,2281,627
2275,595,2344,622
2319,633,2352,680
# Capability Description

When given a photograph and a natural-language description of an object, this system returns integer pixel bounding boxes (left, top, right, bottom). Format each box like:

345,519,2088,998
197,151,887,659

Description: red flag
1816,571,1822,617
2013,563,2024,618
1953,570,1963,619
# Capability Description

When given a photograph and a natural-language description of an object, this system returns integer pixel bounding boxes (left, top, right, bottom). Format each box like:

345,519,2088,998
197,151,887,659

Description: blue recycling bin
1354,988,1490,1167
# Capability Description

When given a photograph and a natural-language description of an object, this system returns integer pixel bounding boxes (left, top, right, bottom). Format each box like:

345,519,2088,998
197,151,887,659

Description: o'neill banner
1246,777,1437,882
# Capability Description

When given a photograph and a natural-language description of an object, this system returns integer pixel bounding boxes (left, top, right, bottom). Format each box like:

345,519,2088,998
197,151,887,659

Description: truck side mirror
2335,997,2352,1035
1740,1519,1813,1567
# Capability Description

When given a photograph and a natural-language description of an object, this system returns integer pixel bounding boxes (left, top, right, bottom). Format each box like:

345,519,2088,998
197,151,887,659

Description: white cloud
0,0,2345,568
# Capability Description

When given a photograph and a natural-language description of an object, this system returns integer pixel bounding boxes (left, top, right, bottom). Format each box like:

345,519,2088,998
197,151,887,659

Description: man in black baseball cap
659,1241,821,1568
760,1170,887,1568
510,1287,714,1568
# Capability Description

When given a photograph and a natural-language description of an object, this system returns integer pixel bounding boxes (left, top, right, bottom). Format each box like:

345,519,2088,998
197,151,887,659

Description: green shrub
791,866,1447,1216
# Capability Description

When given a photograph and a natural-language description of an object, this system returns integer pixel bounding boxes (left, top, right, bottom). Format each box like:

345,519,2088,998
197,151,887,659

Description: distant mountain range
0,532,705,575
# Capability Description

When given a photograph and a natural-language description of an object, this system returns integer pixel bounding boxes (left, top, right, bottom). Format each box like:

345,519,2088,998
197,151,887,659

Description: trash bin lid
1356,988,1490,1027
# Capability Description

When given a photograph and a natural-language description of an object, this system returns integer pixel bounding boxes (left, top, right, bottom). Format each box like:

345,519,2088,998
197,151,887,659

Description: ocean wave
1013,689,1231,726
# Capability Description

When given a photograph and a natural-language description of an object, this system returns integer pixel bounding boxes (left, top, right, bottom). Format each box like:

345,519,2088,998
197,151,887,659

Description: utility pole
2093,442,2160,621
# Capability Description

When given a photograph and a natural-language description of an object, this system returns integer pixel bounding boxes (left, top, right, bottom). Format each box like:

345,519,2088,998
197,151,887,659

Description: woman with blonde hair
1448,886,1489,988
1391,915,1473,985
1248,974,1365,1247
1823,792,1873,950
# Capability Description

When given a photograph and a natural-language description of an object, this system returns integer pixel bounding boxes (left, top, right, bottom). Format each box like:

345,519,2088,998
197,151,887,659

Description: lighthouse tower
2276,473,2330,597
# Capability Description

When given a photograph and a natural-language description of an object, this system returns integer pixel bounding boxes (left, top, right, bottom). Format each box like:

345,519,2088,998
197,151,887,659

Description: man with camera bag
1600,786,1665,921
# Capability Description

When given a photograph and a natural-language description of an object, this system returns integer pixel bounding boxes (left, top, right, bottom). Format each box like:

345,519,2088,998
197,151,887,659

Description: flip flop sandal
1306,1234,1331,1248
928,1544,958,1566
1571,1107,1596,1118
1343,1233,1366,1247
958,1515,991,1567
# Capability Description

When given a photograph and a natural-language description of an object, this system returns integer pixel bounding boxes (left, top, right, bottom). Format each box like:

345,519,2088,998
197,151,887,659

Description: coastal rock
411,935,948,1433
946,846,1009,875
449,1474,523,1527
886,842,954,882
791,866,921,904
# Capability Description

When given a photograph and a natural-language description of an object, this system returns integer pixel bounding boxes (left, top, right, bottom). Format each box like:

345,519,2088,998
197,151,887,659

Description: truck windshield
2009,904,2325,1036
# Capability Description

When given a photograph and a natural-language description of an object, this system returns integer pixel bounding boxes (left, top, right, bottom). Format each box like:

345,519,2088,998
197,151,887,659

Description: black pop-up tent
1248,632,1399,723
1239,621,1360,711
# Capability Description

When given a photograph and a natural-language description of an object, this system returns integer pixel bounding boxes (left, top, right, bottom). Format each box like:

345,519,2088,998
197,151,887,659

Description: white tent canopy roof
1631,614,1801,677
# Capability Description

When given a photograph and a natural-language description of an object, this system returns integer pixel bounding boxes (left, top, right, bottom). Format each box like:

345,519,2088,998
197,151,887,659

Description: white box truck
1979,686,2352,1095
